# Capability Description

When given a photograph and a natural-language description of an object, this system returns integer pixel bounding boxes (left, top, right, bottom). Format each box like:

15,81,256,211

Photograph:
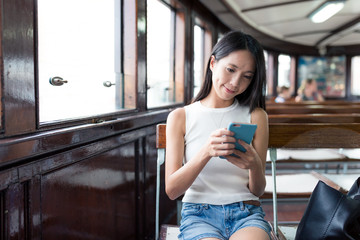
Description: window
264,50,274,96
278,54,291,88
298,56,345,97
193,25,205,97
147,0,176,108
351,56,360,96
38,0,124,123
192,21,212,99
277,54,296,97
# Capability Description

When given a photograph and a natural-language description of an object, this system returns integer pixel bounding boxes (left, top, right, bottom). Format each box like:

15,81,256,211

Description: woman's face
210,50,255,102
306,80,318,92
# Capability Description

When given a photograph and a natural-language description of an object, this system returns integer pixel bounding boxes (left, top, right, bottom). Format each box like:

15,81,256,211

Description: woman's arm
225,108,268,197
165,108,236,200
249,108,268,196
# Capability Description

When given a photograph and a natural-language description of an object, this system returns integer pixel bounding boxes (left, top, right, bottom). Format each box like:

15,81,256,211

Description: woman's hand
224,139,262,170
204,128,237,158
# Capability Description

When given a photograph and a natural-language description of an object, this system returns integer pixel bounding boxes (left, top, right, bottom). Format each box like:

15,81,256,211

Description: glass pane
278,54,291,88
264,50,270,95
38,0,123,123
298,56,345,97
193,25,204,98
351,56,360,95
147,0,174,108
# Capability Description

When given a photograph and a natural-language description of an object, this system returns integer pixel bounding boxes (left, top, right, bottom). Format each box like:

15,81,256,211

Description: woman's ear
210,55,216,71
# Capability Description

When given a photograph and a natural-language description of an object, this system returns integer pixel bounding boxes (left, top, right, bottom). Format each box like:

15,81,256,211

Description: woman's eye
226,67,235,73
244,75,253,80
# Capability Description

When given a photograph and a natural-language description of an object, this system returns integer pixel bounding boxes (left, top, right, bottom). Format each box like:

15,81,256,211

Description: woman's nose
230,76,241,86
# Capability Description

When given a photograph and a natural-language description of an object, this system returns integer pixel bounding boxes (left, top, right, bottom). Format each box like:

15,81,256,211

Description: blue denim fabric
178,202,271,240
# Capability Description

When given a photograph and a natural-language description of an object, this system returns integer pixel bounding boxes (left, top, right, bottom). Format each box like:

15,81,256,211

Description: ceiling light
309,0,345,23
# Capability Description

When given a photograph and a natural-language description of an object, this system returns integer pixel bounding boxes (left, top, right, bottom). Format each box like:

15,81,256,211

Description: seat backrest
156,124,166,149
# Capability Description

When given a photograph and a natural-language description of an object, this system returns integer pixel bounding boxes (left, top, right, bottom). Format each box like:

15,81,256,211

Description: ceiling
199,0,360,49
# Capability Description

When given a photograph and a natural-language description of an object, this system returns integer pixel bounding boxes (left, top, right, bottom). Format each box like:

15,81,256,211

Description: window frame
146,0,180,109
191,15,213,100
34,0,140,130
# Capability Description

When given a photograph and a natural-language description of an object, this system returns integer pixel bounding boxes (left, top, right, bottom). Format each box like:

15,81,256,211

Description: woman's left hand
224,139,262,170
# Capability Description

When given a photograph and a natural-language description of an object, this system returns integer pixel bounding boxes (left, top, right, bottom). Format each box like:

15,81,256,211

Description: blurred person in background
295,78,324,102
275,86,291,103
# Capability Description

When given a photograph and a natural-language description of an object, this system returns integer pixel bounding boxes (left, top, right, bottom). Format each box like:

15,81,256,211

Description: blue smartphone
220,122,257,158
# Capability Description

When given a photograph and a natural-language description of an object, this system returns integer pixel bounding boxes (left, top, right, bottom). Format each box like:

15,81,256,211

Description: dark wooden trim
184,4,194,104
0,0,3,132
2,0,36,136
346,54,352,98
271,52,279,97
137,0,147,111
0,190,5,240
29,175,41,239
0,110,170,169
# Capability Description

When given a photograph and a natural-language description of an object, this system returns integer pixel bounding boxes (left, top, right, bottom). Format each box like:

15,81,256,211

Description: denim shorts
178,201,272,240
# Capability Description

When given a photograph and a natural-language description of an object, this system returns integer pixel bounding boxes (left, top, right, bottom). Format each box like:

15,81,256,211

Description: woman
295,78,324,102
165,31,271,240
275,86,291,103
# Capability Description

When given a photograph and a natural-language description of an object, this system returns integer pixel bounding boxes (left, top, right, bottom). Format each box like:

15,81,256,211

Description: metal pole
156,149,165,240
270,148,278,236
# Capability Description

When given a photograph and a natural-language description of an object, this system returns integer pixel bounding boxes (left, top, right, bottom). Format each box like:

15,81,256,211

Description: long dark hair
194,31,266,112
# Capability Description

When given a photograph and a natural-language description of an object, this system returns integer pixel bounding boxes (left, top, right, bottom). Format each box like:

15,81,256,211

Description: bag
295,177,360,240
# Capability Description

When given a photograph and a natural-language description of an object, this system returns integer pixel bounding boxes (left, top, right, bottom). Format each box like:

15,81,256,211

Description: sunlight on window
147,0,174,108
38,0,122,122
351,56,360,95
278,54,291,88
193,25,204,98
264,50,270,95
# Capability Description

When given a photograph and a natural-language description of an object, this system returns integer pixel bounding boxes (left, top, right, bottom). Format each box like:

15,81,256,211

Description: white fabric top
182,100,259,205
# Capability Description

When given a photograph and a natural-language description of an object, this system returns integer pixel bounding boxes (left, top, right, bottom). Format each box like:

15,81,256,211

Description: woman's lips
224,86,236,94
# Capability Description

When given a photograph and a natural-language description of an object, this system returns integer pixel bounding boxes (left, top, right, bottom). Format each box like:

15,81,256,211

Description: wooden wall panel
1,190,5,240
0,124,176,240
4,184,26,240
41,142,137,240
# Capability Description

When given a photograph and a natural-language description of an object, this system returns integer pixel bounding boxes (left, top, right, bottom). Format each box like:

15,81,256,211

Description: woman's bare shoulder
167,107,185,123
251,107,268,124
166,107,186,135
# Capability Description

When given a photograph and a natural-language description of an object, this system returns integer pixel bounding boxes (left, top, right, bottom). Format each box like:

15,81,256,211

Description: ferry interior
0,0,360,239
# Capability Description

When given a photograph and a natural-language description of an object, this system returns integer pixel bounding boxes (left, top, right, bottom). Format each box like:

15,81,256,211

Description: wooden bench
267,112,360,172
266,100,360,107
266,105,360,115
269,113,360,123
268,122,360,236
266,98,360,106
265,102,360,237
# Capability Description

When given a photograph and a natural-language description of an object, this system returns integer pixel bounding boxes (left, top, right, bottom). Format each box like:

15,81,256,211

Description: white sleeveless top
182,100,259,205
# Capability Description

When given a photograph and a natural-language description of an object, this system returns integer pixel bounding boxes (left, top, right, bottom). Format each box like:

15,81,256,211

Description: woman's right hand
204,128,236,158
